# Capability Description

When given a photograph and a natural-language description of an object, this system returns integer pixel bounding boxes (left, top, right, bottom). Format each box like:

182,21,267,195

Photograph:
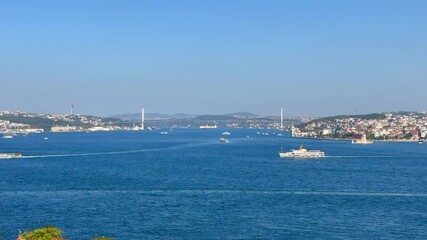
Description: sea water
0,129,426,239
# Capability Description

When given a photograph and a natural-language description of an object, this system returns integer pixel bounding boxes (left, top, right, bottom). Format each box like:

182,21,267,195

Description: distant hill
111,112,259,120
0,113,131,132
298,113,386,128
110,113,197,120
194,115,236,121
223,112,259,118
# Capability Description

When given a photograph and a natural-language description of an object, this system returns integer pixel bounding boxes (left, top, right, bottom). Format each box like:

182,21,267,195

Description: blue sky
0,0,426,116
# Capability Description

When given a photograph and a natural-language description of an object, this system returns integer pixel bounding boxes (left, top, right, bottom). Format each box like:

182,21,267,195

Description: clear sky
0,0,426,117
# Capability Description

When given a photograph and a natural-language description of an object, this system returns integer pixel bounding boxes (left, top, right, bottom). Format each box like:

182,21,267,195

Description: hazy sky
1,0,426,117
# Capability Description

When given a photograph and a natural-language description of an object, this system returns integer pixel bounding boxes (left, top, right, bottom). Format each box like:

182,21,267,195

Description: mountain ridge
110,112,259,120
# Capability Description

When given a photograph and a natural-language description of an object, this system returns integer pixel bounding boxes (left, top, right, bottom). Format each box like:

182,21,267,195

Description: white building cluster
0,110,134,134
0,111,44,134
295,112,427,141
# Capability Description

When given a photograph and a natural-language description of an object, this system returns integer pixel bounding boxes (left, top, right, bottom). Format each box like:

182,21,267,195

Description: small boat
219,137,229,143
279,145,325,158
222,132,231,136
160,132,169,135
419,138,425,144
200,125,217,129
277,133,284,137
2,135,13,139
44,137,49,140
0,153,22,159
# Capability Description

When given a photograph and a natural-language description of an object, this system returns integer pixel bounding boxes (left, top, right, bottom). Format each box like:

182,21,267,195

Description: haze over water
0,129,426,239
1,0,427,116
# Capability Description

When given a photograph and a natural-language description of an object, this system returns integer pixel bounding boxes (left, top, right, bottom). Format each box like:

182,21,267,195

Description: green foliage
366,132,375,139
0,114,131,131
404,133,414,139
20,225,62,240
18,226,115,240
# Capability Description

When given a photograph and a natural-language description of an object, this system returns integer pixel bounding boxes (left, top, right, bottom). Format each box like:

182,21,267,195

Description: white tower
141,107,145,130
280,107,284,130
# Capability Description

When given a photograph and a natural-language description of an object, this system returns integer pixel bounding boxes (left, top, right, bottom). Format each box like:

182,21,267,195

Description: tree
19,225,63,240
17,226,114,240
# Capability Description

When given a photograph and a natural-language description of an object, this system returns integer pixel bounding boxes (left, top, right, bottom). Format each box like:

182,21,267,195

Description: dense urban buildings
293,112,427,141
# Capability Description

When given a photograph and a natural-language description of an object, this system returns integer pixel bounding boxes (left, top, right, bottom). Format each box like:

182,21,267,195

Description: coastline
292,137,420,143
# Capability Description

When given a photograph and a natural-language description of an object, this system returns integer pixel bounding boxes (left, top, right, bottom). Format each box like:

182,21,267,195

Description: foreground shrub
17,225,113,240
18,225,63,240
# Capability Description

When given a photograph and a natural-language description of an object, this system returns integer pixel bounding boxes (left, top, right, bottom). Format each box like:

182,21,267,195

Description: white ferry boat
200,125,217,129
279,145,325,158
219,137,229,143
0,153,22,159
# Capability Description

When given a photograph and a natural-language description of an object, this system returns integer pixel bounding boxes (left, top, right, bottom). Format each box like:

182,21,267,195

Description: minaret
141,107,145,130
280,107,284,130
71,104,74,115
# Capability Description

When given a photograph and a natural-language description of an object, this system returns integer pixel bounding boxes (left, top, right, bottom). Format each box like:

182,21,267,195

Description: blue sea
0,129,426,239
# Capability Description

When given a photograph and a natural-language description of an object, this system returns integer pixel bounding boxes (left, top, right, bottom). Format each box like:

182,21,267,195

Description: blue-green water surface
0,129,426,239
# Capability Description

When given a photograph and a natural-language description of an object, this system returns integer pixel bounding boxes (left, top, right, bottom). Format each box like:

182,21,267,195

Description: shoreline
292,137,420,143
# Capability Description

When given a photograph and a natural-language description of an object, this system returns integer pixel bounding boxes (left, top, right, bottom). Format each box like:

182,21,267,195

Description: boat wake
21,141,216,159
2,189,426,198
325,155,426,158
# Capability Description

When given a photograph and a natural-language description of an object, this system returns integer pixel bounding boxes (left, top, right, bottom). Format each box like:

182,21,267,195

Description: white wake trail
325,156,426,158
21,141,217,159
2,189,427,198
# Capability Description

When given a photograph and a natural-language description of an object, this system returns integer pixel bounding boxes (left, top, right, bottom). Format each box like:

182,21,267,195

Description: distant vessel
0,153,22,159
219,137,229,143
352,134,373,144
44,137,49,140
160,132,169,135
222,132,231,136
419,138,425,144
279,145,325,158
200,125,217,129
2,135,13,139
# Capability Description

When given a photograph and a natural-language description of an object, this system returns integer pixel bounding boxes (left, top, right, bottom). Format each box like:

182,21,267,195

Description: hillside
298,113,386,128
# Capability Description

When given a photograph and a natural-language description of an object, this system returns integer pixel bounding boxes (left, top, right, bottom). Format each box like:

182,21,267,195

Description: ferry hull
279,145,325,158
279,153,325,158
0,153,22,159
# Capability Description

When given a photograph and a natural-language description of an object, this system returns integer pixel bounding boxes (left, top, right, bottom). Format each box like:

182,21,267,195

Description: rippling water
0,129,426,239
